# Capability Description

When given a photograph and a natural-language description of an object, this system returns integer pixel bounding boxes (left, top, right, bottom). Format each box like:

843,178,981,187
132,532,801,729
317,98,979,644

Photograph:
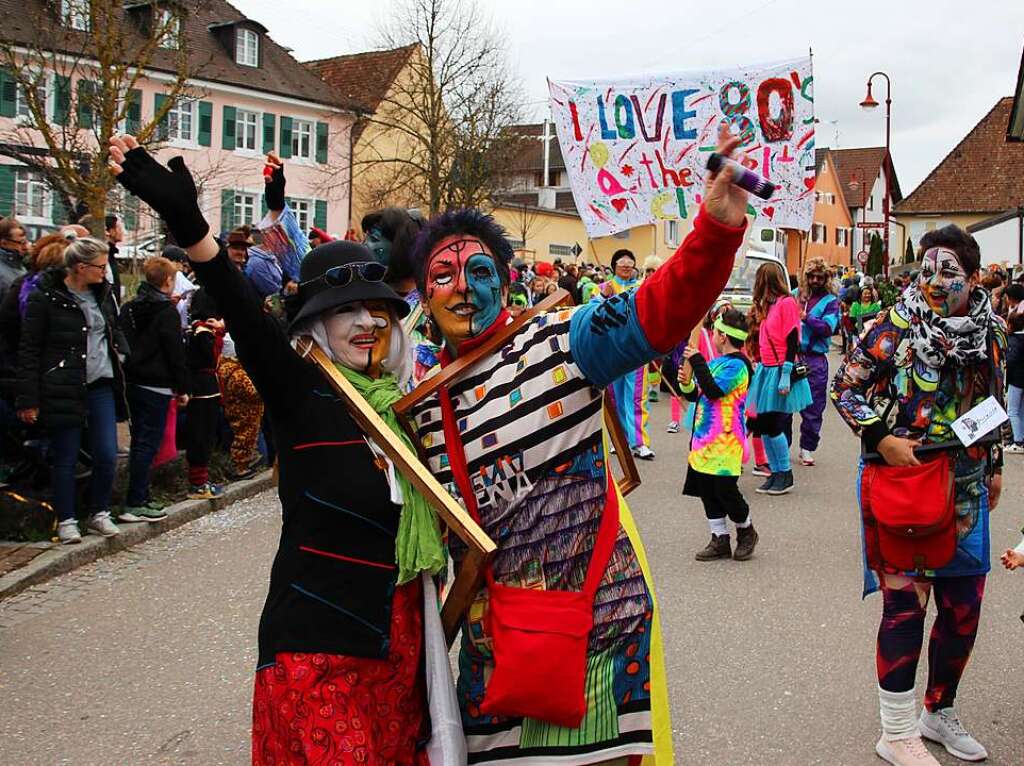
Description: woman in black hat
109,135,445,766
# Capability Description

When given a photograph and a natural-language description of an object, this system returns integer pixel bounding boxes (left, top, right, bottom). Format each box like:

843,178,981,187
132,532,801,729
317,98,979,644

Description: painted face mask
363,227,393,269
424,235,504,345
920,247,971,317
323,299,393,376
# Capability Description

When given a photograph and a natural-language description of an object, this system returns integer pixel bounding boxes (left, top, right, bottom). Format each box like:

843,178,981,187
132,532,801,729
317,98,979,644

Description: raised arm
260,155,308,286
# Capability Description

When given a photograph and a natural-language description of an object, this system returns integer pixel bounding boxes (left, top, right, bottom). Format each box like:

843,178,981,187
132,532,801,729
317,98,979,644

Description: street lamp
860,71,892,277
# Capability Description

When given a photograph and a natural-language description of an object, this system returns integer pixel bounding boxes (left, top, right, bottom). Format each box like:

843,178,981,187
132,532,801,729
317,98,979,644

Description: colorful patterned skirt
252,580,428,766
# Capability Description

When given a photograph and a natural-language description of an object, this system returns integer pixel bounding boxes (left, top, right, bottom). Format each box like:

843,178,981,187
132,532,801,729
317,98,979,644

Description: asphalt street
2,373,1023,766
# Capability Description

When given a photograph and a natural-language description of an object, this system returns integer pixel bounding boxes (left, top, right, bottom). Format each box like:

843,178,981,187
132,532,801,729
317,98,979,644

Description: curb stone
0,470,275,601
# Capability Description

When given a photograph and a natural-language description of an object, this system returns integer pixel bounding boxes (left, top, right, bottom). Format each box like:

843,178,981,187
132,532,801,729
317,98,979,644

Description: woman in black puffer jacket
16,237,129,544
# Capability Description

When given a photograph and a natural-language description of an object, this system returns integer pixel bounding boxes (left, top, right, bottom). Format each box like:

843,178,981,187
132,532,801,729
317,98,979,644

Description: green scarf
336,365,445,584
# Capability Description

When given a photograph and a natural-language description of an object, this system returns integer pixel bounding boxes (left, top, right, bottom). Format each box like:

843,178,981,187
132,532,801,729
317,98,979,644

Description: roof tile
305,45,418,115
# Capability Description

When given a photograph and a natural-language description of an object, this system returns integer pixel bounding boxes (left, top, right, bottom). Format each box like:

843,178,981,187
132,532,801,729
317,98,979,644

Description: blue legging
49,382,118,521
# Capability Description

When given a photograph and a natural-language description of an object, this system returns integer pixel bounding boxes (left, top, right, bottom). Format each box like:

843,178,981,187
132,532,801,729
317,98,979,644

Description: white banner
547,56,816,238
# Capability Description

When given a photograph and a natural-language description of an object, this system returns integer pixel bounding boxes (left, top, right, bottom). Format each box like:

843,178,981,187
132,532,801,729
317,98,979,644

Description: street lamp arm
867,71,892,100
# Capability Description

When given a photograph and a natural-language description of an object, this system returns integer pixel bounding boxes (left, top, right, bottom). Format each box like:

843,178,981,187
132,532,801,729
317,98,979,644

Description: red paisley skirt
251,579,429,766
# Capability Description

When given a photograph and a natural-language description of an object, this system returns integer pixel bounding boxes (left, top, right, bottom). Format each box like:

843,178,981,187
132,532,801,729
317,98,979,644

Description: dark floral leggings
877,573,986,711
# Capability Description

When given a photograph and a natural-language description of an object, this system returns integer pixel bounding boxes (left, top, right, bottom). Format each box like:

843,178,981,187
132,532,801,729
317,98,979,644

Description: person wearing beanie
110,134,445,766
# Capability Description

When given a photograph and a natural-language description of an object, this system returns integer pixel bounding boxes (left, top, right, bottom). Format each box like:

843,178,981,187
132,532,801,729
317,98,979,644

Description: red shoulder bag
438,385,618,729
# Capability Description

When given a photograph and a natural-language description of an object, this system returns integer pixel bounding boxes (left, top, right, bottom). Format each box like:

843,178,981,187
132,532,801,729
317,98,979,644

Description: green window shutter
315,121,329,164
262,111,275,154
123,196,138,233
77,79,95,129
0,165,16,216
154,93,169,140
53,75,71,126
222,105,236,150
314,199,327,230
51,190,69,225
260,193,268,218
197,101,213,147
221,189,236,232
0,70,15,118
279,116,292,159
125,89,142,134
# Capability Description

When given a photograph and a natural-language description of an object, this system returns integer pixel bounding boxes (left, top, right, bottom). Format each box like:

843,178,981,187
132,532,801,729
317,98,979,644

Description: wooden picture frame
293,337,496,646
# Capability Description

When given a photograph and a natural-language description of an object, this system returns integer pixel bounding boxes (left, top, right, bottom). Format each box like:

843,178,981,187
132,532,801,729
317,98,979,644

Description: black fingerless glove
115,148,210,248
264,164,286,212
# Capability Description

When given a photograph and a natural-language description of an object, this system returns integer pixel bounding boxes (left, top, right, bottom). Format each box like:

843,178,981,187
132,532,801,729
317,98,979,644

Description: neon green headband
715,317,749,342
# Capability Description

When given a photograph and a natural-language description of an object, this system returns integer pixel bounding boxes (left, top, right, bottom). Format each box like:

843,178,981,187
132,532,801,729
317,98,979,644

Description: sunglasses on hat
301,260,387,289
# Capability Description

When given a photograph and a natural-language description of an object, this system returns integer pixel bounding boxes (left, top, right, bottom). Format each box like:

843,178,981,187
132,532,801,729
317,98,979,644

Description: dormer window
236,27,259,67
61,0,89,30
158,8,181,49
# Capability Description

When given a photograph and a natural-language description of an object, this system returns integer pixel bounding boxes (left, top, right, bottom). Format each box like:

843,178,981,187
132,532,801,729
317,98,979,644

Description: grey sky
232,0,1024,195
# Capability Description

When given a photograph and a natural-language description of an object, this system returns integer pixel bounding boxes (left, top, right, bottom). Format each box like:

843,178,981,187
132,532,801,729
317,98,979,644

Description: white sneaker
632,445,656,460
1005,443,1024,454
57,519,82,545
919,707,988,761
799,448,816,466
85,511,120,538
875,736,941,766
666,421,679,434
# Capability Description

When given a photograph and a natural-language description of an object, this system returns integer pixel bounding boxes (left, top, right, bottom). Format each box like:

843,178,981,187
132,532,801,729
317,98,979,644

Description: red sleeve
635,207,746,352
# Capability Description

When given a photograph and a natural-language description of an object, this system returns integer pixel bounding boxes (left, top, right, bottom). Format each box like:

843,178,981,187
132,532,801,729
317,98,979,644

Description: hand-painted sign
548,57,815,238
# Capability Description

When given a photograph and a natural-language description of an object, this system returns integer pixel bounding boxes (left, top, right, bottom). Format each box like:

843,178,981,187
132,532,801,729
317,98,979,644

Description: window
168,100,196,143
665,220,680,247
811,223,826,244
235,109,259,151
236,28,259,67
158,9,181,49
234,192,258,227
549,244,573,258
61,0,89,30
867,194,874,211
291,119,313,160
15,77,49,120
612,229,630,240
814,191,835,205
14,170,51,222
507,238,525,250
290,198,312,231
836,227,850,247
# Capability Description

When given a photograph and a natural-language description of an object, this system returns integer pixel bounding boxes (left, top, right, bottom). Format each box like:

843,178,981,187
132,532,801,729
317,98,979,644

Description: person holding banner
831,226,1005,766
108,135,448,766
404,127,749,765
602,248,656,460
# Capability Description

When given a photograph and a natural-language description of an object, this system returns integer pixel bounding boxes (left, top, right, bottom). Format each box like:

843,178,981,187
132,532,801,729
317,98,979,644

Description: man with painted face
406,129,750,765
601,248,656,459
832,226,1006,766
108,135,447,766
795,257,841,466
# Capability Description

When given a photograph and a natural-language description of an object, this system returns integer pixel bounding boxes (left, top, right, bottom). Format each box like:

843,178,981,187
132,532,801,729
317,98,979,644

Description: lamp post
860,71,892,277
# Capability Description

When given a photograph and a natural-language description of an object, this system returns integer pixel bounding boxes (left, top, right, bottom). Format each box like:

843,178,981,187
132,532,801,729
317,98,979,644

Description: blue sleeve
276,206,308,282
568,290,657,388
244,257,279,298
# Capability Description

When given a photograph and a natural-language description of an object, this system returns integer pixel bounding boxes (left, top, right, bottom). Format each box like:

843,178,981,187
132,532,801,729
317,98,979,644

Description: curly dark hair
361,207,424,285
919,225,981,276
412,208,513,294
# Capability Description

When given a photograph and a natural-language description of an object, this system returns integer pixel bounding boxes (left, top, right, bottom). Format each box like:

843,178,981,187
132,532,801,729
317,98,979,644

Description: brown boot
733,525,759,561
695,534,731,561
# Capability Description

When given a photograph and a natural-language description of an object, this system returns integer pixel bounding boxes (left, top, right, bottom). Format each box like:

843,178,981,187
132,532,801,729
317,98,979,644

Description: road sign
857,250,869,266
857,222,887,229
571,242,583,257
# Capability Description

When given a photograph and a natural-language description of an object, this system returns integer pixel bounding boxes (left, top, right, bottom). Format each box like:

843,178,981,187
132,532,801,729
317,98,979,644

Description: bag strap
437,383,618,597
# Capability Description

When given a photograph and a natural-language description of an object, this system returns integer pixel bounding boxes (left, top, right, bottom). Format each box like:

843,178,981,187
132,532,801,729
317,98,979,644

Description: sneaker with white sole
876,736,941,766
666,421,679,434
116,507,148,523
1005,443,1024,454
751,463,772,477
799,448,816,466
57,519,82,545
85,511,120,538
631,445,656,460
918,707,988,761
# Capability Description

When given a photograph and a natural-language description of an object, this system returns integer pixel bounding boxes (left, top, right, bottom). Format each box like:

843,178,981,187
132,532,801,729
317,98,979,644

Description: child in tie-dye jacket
679,308,759,562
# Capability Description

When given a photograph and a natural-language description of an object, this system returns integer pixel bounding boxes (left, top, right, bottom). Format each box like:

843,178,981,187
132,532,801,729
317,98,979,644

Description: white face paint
322,300,392,375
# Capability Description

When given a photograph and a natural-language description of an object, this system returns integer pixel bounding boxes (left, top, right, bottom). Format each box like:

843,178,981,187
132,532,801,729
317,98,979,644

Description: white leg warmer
879,685,919,742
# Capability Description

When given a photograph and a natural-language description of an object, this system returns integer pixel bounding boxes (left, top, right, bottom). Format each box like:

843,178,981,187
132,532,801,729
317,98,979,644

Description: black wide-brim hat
288,240,410,331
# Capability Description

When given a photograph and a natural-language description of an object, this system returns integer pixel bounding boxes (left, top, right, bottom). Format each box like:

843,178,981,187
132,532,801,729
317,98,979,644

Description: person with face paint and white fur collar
108,135,448,766
831,226,1007,766
404,127,750,766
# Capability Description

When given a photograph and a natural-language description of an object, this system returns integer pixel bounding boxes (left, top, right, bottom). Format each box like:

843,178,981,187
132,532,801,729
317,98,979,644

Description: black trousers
683,468,750,524
749,411,788,438
185,396,220,468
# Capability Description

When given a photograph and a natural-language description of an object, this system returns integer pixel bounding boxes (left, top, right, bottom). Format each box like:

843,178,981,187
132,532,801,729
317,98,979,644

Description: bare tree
0,0,208,233
508,201,544,250
364,0,526,214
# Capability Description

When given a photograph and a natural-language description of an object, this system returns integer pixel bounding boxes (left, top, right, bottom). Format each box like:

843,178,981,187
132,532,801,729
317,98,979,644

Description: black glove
115,148,210,248
264,164,286,212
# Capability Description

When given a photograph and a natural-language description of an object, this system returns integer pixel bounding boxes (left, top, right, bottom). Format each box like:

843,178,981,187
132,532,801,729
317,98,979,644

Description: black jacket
121,282,187,394
191,249,401,666
1008,332,1024,390
16,270,129,429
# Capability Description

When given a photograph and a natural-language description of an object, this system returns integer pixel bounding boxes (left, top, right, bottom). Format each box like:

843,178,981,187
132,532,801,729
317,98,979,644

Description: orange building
784,148,854,274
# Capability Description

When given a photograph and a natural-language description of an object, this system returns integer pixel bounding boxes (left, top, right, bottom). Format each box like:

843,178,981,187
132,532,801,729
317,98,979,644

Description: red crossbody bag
437,385,619,728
